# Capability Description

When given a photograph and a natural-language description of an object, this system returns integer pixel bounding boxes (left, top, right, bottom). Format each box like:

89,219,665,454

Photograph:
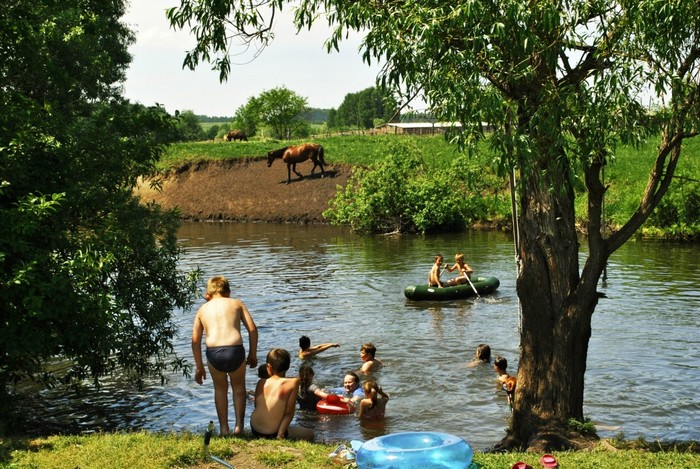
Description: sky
122,1,383,117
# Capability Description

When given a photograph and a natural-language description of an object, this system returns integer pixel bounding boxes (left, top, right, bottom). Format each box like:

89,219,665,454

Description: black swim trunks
251,425,288,439
206,345,246,372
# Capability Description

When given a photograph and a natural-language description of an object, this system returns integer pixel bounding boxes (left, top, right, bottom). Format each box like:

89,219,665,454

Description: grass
199,121,229,131
160,132,700,239
159,134,469,169
1,432,698,468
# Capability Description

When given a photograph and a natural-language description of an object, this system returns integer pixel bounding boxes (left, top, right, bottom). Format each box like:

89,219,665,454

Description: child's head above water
475,343,491,361
494,355,508,372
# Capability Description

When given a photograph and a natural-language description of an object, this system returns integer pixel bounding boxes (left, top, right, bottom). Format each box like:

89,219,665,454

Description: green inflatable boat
404,276,500,301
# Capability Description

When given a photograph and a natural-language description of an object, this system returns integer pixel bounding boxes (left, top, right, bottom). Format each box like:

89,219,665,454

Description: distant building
372,121,493,135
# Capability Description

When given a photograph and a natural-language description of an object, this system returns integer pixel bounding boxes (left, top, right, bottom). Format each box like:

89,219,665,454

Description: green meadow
161,134,700,239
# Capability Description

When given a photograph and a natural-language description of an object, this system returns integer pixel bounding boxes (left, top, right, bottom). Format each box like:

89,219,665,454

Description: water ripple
15,224,700,449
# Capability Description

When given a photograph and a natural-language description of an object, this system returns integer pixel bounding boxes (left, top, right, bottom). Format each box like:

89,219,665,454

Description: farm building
372,121,493,135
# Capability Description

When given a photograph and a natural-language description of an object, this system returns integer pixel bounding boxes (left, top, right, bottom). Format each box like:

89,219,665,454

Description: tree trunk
502,151,606,451
502,130,605,450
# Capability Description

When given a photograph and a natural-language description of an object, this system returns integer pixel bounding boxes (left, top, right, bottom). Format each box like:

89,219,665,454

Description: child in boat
360,342,383,373
428,254,445,287
445,252,474,286
467,343,491,367
298,335,340,359
358,379,389,419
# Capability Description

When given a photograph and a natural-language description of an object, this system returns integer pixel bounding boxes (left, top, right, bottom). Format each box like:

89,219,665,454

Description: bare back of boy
192,296,258,435
250,375,298,437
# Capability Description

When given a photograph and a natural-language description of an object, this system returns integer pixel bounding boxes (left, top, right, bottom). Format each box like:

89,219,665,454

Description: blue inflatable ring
356,431,473,469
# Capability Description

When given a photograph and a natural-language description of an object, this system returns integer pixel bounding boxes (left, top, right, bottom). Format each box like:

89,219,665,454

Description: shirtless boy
445,252,474,286
360,342,384,373
250,348,314,440
298,335,340,359
428,254,445,287
192,276,258,435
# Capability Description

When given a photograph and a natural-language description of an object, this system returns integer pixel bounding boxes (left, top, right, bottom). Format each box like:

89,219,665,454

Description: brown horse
224,129,247,142
267,143,325,184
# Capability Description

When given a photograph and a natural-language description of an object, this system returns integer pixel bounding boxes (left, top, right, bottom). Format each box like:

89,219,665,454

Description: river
22,222,700,450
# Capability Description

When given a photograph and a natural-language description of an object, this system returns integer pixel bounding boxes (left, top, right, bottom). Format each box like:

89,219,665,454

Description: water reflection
16,223,700,450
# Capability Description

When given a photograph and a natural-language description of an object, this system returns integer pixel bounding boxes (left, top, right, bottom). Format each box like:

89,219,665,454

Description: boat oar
438,264,449,286
464,272,481,299
204,421,235,469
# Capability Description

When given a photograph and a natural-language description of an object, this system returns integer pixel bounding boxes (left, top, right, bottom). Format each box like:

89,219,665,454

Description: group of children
468,343,518,406
191,276,390,441
245,338,388,440
297,337,388,420
428,252,474,288
192,274,512,443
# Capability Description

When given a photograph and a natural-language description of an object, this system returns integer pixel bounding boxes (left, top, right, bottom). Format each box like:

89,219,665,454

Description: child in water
467,343,491,367
358,380,389,419
297,364,332,411
298,335,340,359
360,343,383,373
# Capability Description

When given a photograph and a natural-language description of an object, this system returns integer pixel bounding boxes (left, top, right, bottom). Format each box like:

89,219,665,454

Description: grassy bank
2,432,698,468
161,133,700,240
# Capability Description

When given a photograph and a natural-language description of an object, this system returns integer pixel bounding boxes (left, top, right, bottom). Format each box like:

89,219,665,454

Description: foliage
173,110,206,142
567,418,597,436
0,0,198,416
204,124,220,140
330,86,399,129
572,137,700,240
233,86,310,139
166,0,700,448
323,140,488,234
232,98,260,137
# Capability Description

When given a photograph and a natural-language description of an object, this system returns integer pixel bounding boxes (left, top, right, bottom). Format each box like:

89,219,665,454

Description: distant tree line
165,85,401,142
327,87,399,130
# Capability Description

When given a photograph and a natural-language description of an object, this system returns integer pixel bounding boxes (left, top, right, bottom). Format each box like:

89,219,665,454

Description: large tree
168,0,700,449
0,0,198,423
333,86,399,129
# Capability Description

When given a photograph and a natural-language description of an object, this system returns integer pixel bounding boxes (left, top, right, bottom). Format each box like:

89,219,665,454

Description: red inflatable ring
316,394,352,414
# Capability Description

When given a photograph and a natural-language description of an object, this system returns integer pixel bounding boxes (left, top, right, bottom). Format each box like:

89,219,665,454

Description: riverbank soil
136,157,352,223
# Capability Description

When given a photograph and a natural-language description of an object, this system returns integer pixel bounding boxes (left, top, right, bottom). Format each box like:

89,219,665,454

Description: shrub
323,140,471,234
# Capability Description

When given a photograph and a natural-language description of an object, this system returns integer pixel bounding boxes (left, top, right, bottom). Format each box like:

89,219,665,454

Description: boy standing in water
192,276,258,435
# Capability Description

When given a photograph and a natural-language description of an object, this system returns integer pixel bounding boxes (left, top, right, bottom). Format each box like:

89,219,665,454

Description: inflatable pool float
356,431,473,468
404,276,500,301
316,394,352,414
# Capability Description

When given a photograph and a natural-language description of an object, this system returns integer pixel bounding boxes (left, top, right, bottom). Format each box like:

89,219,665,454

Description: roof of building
380,122,463,129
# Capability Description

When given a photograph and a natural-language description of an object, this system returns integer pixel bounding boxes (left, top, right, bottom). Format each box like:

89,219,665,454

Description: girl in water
297,364,331,411
358,380,389,419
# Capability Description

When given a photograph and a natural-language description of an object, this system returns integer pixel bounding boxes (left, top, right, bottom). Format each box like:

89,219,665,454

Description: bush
323,140,470,234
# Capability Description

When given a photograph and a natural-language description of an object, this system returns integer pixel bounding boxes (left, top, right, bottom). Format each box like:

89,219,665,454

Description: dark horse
267,143,325,184
224,129,247,142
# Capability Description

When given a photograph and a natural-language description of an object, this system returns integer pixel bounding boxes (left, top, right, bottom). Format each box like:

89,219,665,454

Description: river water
23,222,700,450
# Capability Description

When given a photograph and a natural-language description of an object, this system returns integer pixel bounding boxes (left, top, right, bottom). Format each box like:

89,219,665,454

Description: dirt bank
136,157,352,223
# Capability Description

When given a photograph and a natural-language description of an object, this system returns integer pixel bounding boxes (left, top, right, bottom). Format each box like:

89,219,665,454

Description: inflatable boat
404,276,500,301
